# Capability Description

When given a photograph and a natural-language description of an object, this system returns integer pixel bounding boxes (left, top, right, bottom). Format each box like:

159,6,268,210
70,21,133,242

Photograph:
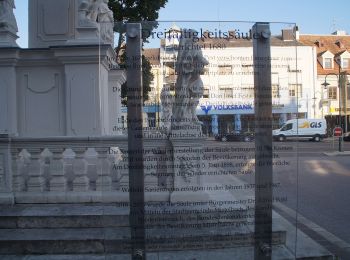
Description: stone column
95,147,112,191
49,148,66,192
72,147,89,191
27,148,45,192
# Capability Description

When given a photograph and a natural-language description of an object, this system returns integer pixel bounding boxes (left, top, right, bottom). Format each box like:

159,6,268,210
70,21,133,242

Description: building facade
140,26,323,136
299,31,350,133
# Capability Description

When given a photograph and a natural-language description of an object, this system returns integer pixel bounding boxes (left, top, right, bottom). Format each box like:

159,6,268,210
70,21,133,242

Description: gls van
273,119,327,142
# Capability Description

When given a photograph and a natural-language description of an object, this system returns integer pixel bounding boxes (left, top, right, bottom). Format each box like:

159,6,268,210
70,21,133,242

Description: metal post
253,22,273,260
126,23,146,260
338,69,343,152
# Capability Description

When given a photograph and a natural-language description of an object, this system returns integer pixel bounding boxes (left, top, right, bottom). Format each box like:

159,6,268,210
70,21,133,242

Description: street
202,138,350,257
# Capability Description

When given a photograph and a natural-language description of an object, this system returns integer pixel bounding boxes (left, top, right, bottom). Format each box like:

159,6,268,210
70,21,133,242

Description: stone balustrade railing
0,135,173,204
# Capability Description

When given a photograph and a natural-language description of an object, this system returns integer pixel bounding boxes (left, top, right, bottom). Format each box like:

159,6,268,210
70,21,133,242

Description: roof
299,34,350,75
143,48,160,66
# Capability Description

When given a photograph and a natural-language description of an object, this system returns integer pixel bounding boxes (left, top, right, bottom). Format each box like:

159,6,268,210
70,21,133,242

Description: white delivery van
273,119,327,142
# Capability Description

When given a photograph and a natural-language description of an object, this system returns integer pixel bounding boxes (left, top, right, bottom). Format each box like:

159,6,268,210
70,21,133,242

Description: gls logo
310,122,322,128
299,122,323,128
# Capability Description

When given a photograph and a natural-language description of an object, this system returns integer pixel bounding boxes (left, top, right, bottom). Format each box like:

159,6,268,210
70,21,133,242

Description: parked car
215,132,254,142
344,132,350,142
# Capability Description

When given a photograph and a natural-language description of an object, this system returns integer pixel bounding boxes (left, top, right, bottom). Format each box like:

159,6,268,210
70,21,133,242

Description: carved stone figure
0,0,18,34
96,0,114,44
77,0,114,44
171,29,208,130
78,0,98,27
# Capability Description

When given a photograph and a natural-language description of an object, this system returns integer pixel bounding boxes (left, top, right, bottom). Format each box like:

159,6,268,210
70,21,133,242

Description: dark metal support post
126,23,146,260
253,22,273,260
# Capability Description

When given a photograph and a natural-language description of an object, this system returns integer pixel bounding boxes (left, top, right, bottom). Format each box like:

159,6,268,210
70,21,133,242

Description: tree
108,0,168,104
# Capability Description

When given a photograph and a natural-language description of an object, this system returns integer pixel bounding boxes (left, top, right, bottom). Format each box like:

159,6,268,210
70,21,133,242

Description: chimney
282,29,294,41
332,30,347,36
294,26,299,40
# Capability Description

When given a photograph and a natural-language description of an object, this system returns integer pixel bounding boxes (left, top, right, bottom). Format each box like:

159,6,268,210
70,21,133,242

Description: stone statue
77,0,114,45
160,85,174,134
171,29,208,130
96,0,114,45
78,0,98,27
0,0,18,34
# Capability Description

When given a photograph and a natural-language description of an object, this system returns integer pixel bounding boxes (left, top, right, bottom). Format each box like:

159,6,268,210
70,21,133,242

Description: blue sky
14,0,350,48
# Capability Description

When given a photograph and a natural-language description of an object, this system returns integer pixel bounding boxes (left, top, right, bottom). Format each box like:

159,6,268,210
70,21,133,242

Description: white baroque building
143,26,320,136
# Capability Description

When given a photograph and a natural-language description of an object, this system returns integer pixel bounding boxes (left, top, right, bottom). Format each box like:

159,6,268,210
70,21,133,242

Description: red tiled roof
143,48,160,65
299,34,350,75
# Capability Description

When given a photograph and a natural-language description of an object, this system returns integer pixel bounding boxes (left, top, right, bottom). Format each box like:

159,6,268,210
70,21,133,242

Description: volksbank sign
199,103,286,114
200,104,253,114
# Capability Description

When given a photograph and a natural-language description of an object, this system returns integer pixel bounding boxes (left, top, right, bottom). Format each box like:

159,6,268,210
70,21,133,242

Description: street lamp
321,73,342,152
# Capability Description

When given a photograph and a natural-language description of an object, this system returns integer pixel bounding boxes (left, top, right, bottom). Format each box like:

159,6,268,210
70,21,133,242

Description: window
219,85,233,98
328,87,337,100
203,88,209,98
324,58,333,69
289,84,302,98
241,64,253,73
342,58,350,69
281,123,292,131
218,65,232,75
241,84,254,99
272,84,280,98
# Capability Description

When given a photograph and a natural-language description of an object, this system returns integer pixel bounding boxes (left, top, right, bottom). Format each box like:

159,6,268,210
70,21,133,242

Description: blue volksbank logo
200,104,253,114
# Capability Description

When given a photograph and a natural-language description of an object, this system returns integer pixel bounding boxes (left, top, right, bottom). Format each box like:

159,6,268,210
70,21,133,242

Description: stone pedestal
66,27,99,46
29,0,113,48
169,126,209,203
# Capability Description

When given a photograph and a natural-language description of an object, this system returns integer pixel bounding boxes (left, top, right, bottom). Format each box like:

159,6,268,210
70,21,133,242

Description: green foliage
108,0,167,103
119,53,153,105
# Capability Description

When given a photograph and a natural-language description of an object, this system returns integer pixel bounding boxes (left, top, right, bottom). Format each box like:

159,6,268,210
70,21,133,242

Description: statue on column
0,0,18,34
171,29,208,130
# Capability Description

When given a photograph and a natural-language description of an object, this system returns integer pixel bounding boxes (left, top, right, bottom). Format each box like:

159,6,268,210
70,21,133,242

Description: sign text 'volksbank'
200,104,253,114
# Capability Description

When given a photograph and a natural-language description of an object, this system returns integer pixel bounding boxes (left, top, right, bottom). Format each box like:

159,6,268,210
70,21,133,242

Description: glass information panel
1,16,347,259
114,21,334,259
